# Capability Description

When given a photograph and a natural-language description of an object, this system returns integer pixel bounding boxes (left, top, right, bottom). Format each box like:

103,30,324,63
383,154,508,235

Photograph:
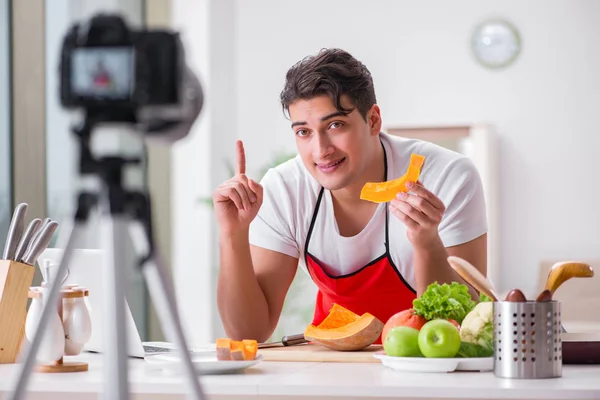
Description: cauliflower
460,302,493,343
457,301,494,358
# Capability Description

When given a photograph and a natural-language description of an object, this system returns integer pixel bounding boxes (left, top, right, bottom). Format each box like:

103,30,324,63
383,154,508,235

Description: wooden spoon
505,289,527,302
447,255,500,301
543,261,594,294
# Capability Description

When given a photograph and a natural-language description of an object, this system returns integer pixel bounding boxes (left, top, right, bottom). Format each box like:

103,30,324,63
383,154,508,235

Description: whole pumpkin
382,309,427,343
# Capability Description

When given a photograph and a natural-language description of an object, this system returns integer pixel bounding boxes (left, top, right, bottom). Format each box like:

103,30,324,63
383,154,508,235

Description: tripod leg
128,221,206,400
8,220,88,400
99,199,130,400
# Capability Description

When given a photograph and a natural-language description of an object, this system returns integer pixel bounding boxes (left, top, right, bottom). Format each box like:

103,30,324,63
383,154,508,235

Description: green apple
417,319,461,358
383,326,422,357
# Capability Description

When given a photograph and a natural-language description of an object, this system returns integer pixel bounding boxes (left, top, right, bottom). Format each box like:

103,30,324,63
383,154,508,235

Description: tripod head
71,112,155,227
73,111,141,175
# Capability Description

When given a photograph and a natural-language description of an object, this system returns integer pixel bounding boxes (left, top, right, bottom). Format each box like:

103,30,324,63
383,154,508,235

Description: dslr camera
59,13,203,141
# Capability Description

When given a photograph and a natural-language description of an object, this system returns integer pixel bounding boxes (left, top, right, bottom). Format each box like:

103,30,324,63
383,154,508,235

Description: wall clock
471,19,521,69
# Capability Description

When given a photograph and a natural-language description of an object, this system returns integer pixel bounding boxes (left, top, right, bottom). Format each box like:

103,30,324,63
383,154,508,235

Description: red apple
382,309,428,343
447,319,460,330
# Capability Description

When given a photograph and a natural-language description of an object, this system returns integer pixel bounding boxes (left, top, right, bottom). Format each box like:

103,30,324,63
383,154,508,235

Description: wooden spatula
538,261,593,333
447,255,500,301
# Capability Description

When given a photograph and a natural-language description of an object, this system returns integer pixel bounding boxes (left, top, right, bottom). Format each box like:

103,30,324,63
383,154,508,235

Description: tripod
9,114,206,400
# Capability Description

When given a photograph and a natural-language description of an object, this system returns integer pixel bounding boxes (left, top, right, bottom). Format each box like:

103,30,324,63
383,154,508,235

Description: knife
2,203,28,261
25,218,52,248
258,333,307,349
21,220,59,266
24,217,51,259
14,218,42,263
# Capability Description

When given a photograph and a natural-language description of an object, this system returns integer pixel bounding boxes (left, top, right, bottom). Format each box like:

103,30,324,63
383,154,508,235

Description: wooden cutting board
258,343,383,363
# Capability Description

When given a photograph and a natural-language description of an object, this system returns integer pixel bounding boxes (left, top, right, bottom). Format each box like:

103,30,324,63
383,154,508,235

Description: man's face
288,95,381,191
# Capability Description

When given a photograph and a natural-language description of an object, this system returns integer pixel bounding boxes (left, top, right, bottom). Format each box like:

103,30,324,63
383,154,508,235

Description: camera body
59,14,203,141
60,14,183,110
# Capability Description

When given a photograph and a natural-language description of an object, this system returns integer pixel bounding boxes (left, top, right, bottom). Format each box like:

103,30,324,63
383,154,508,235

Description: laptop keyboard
143,345,176,354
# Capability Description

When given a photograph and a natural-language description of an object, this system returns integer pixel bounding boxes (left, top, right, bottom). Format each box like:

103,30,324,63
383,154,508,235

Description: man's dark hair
280,48,377,121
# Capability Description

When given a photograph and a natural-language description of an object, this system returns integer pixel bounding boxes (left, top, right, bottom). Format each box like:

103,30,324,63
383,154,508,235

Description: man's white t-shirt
248,132,488,290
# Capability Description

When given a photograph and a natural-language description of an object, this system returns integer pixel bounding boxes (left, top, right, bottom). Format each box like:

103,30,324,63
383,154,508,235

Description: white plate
145,351,263,375
373,353,493,373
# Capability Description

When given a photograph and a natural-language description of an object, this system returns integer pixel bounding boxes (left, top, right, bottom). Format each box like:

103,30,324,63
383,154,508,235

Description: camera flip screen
70,47,134,100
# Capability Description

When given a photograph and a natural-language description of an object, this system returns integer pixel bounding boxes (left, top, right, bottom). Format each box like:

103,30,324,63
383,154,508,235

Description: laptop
39,247,179,358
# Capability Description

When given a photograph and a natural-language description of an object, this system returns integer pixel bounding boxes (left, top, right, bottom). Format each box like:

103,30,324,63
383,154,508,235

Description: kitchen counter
0,353,599,400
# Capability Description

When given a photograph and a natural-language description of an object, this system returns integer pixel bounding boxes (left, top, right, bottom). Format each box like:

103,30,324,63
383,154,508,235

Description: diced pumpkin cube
216,337,259,361
230,340,245,360
216,338,232,360
242,339,258,360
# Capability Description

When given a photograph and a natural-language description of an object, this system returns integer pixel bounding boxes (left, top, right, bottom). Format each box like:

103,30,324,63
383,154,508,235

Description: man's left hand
390,181,446,248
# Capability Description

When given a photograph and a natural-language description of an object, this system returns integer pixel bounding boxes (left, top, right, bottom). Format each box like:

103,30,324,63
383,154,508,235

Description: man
213,48,488,343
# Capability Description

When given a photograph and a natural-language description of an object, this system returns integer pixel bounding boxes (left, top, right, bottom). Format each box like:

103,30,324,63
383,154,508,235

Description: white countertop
0,352,599,400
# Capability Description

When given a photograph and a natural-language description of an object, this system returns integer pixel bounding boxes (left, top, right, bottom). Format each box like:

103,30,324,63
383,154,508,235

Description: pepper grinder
25,286,91,373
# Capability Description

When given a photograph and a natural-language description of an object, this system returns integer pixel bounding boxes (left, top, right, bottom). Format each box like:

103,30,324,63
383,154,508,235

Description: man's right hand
213,140,264,234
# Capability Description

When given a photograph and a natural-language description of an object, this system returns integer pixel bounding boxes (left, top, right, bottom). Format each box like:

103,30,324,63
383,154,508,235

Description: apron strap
382,141,391,254
304,186,325,268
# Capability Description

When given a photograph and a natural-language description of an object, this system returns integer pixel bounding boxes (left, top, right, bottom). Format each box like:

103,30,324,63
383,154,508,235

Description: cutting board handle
282,333,307,346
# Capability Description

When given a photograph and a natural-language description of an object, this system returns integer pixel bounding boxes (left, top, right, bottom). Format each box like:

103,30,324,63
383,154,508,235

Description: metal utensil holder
493,301,562,379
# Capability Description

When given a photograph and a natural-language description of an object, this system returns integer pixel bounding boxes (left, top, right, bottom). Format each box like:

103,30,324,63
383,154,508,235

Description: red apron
304,145,417,344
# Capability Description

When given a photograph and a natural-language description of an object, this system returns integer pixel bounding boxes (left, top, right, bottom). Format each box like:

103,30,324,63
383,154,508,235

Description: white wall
171,0,239,346
172,0,600,342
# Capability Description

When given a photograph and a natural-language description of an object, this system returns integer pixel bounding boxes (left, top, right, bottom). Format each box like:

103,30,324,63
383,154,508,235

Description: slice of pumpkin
304,304,384,351
360,153,426,203
317,303,361,329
